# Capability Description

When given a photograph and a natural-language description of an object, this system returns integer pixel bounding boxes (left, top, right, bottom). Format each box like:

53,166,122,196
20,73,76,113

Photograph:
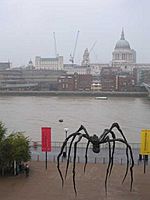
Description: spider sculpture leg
72,134,85,195
104,138,112,194
57,132,81,187
65,134,76,178
57,125,90,188
109,123,130,183
75,125,91,173
108,131,116,177
110,123,127,141
100,125,134,193
99,129,116,177
84,140,90,173
65,125,90,178
108,138,134,191
122,146,130,183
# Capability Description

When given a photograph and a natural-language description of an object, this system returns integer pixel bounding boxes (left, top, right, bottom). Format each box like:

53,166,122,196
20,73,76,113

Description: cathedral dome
115,40,130,49
115,29,130,50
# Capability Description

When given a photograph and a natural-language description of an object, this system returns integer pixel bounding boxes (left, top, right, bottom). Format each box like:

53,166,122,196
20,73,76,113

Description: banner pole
45,151,48,170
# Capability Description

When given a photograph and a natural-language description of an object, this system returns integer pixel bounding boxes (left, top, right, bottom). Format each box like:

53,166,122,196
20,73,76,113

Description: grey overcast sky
0,0,150,66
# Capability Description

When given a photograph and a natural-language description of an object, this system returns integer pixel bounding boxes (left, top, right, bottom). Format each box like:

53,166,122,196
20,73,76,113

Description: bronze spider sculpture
57,122,134,195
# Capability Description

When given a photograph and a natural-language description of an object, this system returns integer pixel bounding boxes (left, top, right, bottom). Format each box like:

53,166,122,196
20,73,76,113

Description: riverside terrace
30,142,145,165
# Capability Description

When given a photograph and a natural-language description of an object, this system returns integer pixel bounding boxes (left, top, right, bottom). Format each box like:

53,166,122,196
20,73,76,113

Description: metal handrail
31,141,140,149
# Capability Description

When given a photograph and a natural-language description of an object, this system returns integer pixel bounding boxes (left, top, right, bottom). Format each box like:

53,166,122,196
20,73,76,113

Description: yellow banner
140,130,150,155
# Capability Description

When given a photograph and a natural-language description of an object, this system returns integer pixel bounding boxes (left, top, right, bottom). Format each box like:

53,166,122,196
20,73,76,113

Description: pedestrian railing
31,141,140,150
30,141,148,165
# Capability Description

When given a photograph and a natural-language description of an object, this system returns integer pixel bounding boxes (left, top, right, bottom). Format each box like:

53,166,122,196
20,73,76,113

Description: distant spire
29,58,33,64
121,28,125,40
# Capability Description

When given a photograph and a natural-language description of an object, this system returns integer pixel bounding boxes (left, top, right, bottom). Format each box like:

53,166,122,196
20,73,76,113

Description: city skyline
0,0,150,66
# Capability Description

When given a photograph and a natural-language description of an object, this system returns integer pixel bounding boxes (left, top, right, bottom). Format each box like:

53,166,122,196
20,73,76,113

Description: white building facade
112,29,136,71
35,56,63,70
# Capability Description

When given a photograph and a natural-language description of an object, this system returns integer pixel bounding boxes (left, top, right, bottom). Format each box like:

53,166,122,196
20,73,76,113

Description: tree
0,122,8,174
0,137,14,174
0,121,31,176
0,121,7,142
7,132,31,162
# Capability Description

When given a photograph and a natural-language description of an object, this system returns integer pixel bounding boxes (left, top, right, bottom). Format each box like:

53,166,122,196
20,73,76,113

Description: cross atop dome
121,28,125,40
114,28,130,49
112,28,136,66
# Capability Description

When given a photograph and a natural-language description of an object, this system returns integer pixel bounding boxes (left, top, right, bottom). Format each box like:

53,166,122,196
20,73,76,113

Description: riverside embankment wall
0,91,148,97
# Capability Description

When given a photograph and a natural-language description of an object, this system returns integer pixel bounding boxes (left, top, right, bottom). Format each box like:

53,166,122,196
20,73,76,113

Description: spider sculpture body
57,122,134,195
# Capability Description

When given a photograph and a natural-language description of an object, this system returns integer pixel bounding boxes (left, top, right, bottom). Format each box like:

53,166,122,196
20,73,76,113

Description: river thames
0,95,150,143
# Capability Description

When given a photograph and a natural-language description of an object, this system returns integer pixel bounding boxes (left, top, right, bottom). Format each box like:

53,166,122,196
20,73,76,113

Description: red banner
41,127,51,152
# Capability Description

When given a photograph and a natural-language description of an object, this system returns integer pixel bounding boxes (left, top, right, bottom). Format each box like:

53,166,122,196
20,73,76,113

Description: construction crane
89,41,98,62
69,30,80,64
53,32,59,57
89,41,97,54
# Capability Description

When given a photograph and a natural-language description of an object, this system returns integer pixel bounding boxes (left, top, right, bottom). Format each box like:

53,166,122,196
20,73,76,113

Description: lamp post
63,128,69,158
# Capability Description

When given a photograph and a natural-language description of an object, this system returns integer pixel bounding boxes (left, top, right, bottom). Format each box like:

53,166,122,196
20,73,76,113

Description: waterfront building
0,29,149,92
133,66,150,85
91,81,102,91
26,59,34,70
35,56,63,70
100,67,121,91
65,29,137,76
0,62,11,70
0,69,32,90
100,66,138,92
57,73,92,91
90,63,110,76
97,29,149,90
0,69,66,91
21,69,66,90
110,29,150,87
64,64,90,74
116,74,136,92
112,29,136,71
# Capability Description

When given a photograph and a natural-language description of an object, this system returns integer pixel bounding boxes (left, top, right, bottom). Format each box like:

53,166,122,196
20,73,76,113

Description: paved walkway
0,161,150,200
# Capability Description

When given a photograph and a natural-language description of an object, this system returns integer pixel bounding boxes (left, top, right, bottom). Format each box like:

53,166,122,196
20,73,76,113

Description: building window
115,54,119,60
122,54,126,60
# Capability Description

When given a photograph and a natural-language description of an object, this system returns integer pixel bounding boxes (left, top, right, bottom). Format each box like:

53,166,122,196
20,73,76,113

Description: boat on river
95,96,108,100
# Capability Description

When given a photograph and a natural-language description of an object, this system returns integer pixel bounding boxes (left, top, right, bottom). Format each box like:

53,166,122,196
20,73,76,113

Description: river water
0,96,150,143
